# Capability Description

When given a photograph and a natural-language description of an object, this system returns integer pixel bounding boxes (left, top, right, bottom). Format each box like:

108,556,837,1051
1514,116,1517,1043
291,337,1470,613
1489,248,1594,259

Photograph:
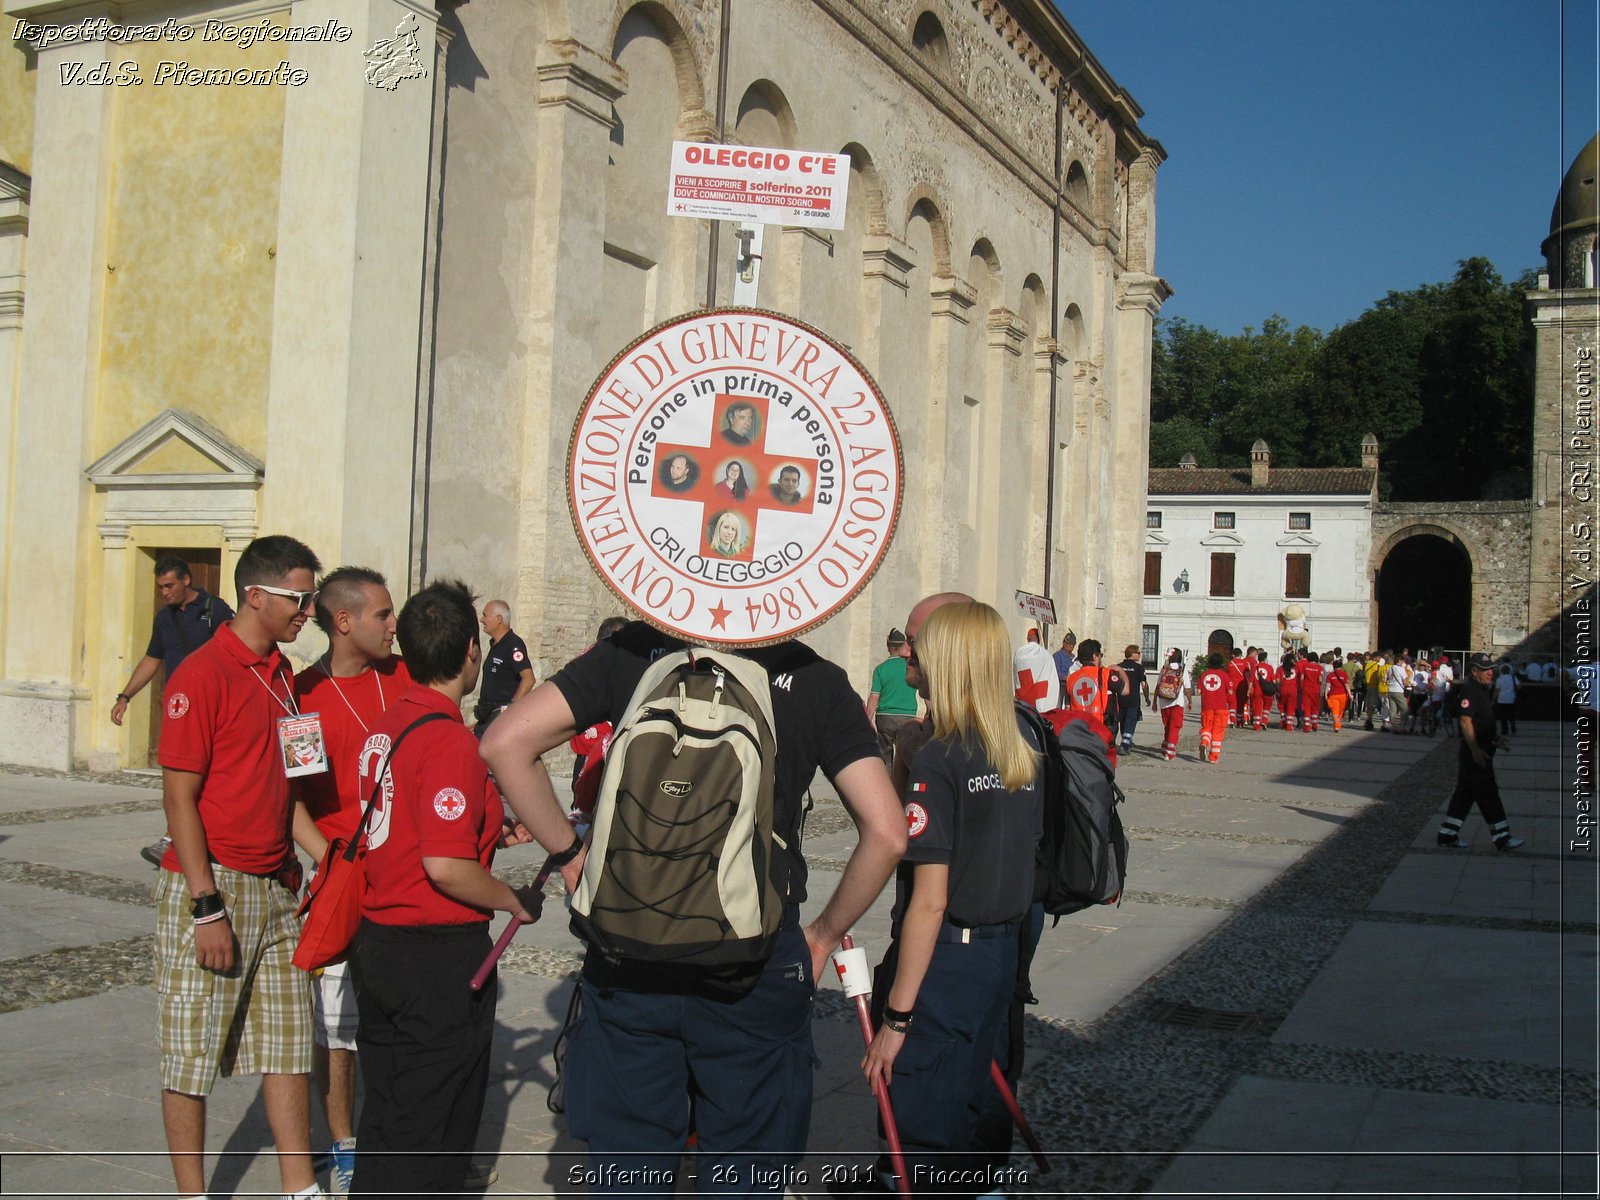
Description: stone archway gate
1369,501,1535,652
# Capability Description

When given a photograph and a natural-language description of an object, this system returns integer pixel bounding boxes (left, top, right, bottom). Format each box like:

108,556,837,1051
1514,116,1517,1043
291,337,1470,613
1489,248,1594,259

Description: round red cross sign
569,309,903,647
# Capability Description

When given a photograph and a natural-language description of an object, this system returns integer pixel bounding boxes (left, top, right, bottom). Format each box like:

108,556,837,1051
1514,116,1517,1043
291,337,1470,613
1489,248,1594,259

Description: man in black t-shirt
473,600,534,736
479,622,905,1191
1438,653,1524,850
1116,645,1151,752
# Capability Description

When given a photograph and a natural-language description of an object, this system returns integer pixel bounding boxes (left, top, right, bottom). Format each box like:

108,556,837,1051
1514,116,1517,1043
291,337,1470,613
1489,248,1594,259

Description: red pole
470,856,556,992
988,1059,1049,1172
837,934,912,1200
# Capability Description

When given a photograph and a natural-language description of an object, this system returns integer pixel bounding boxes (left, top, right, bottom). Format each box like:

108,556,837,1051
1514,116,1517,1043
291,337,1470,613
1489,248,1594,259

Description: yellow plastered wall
94,24,288,463
0,37,34,174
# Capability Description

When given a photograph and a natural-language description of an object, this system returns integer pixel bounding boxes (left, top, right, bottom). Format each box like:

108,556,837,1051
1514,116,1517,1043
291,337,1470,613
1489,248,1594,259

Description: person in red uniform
349,580,563,1194
1277,651,1300,731
154,535,323,1200
1197,653,1232,763
290,566,410,1191
1225,649,1251,728
1297,649,1326,733
1250,650,1277,730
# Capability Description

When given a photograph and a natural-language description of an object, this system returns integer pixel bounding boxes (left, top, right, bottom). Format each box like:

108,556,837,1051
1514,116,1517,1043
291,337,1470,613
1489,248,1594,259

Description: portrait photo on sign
714,459,753,502
718,399,761,446
706,509,750,558
768,464,807,505
658,451,700,493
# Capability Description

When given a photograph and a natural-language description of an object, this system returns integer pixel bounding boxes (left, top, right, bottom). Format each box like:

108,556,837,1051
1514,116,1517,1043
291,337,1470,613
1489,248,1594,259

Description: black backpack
1442,681,1465,722
1021,705,1129,918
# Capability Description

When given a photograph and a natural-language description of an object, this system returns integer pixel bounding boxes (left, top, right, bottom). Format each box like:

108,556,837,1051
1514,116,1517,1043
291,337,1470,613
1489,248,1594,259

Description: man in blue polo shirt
111,555,234,865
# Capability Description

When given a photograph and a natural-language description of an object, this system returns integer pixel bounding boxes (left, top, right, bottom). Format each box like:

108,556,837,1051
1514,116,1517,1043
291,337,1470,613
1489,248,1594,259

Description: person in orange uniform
349,581,562,1195
1196,653,1232,763
1064,639,1130,724
1325,658,1351,731
1297,649,1325,733
291,567,410,1192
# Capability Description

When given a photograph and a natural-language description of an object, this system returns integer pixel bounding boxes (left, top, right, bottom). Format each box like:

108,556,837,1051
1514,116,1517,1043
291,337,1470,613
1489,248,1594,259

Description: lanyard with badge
252,663,329,778
315,658,389,735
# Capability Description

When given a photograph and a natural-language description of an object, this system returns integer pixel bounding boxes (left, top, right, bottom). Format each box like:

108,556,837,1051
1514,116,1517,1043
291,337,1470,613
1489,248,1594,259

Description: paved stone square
0,716,1593,1197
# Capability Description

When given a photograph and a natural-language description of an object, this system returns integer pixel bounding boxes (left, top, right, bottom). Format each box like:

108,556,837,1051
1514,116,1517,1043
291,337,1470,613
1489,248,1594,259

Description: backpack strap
343,711,452,863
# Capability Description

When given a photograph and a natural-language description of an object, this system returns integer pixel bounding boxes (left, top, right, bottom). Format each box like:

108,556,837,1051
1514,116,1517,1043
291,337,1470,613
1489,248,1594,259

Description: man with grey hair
474,600,533,738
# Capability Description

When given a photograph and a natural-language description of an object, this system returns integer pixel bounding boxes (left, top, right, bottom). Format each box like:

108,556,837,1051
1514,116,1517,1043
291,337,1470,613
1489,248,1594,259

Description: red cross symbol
1070,675,1101,709
1015,668,1051,708
650,394,818,560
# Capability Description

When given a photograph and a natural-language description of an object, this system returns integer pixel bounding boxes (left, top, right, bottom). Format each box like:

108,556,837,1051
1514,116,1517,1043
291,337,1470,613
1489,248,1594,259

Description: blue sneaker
328,1137,356,1194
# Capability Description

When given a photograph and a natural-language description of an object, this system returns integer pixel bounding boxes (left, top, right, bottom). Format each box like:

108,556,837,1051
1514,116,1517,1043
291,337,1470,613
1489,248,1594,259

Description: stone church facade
0,0,1166,770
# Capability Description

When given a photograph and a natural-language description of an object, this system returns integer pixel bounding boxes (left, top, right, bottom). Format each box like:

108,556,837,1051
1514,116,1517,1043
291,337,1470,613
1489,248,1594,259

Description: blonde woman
862,600,1042,1189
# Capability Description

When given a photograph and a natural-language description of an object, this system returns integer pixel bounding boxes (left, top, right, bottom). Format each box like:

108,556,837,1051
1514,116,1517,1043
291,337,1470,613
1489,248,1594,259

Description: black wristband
190,891,225,921
547,831,585,869
116,693,131,703
883,1004,914,1026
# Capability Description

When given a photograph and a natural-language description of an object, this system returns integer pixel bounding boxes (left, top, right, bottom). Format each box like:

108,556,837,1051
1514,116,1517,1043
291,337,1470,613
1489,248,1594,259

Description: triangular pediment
1276,532,1321,548
1145,530,1170,547
87,409,262,488
1200,531,1244,547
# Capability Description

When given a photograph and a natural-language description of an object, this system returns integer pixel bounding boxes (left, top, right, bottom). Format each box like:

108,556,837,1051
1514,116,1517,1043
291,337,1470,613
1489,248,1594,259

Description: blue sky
1059,0,1599,335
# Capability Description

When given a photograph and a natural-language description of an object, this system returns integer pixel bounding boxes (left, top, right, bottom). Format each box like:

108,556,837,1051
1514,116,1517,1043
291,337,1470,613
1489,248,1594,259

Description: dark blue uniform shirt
145,589,233,678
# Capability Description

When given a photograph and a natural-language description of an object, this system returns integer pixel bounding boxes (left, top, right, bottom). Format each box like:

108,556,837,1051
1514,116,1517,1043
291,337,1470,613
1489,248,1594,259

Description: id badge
277,712,329,777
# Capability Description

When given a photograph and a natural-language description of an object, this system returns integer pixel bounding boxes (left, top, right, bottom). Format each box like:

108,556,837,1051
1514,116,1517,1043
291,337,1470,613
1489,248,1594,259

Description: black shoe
1495,837,1525,851
1437,837,1469,849
140,836,171,867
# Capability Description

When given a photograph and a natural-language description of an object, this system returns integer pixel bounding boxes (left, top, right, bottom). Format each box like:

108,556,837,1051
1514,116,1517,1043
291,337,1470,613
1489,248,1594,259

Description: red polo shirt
361,684,503,927
293,656,413,841
158,622,296,875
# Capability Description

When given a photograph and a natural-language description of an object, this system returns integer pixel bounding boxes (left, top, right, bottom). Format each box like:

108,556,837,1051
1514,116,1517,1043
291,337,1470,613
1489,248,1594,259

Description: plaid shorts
154,865,313,1096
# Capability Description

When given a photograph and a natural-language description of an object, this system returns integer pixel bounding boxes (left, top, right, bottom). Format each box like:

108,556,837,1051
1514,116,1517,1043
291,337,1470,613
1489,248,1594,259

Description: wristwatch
115,693,131,702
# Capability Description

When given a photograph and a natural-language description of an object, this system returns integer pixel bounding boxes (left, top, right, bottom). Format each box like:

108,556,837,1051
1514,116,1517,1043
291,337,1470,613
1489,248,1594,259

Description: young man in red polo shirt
155,534,323,1200
349,581,556,1194
290,566,409,1193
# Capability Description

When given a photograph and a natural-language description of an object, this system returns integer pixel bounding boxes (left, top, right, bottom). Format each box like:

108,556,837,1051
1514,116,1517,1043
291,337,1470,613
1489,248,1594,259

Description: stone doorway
1376,534,1471,653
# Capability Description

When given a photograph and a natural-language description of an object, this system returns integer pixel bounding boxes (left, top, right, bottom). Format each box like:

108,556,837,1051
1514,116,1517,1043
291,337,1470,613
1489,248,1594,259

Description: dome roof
1550,134,1599,238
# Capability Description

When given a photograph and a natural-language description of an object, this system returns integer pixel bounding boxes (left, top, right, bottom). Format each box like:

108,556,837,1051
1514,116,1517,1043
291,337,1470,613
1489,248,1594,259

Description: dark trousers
350,919,496,1195
873,923,1017,1196
1117,701,1142,746
1446,754,1508,828
876,713,918,765
1496,701,1518,735
563,920,815,1195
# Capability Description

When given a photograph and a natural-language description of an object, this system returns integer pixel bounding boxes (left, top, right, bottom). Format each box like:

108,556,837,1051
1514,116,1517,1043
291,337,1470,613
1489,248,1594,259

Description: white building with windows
1140,438,1379,663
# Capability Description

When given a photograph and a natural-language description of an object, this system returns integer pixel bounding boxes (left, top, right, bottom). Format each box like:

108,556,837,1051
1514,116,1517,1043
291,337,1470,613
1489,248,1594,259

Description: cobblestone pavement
0,716,1593,1197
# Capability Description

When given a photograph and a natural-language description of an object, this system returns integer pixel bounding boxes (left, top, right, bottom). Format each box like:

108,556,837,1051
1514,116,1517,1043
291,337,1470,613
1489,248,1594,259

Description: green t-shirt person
869,656,918,717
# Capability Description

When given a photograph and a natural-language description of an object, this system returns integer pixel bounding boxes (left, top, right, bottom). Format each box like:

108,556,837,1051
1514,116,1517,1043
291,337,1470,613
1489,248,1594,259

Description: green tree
1147,258,1535,499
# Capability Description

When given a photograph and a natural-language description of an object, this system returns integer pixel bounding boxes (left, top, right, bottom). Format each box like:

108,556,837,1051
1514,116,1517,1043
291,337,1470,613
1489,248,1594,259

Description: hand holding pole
835,933,912,1200
470,856,556,992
